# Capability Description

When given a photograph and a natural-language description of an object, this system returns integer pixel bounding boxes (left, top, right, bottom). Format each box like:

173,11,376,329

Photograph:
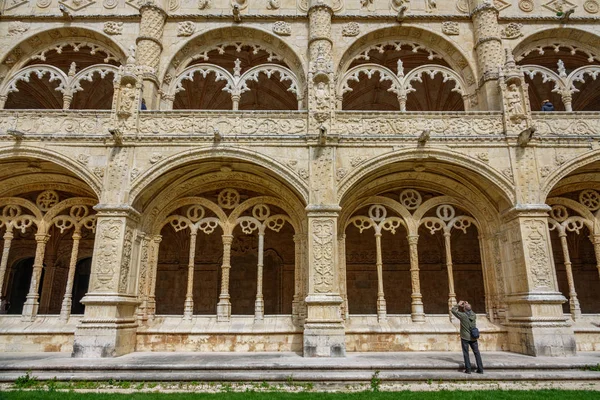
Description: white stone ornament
218,188,240,209
7,22,30,36
342,23,360,37
519,0,534,12
272,21,292,36
399,189,422,210
36,190,60,211
198,0,210,9
579,190,600,211
584,0,599,13
58,0,96,11
103,22,124,36
442,22,459,36
177,22,196,37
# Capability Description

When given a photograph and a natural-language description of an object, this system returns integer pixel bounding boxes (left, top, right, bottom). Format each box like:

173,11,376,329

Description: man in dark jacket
452,300,483,374
541,99,555,112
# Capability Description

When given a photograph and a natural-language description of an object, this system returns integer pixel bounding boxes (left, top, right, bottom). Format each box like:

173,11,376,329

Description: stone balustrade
3,110,600,141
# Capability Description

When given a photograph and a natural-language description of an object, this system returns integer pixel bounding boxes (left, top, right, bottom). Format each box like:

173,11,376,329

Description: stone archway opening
132,158,307,352
0,157,99,322
546,159,600,321
514,29,600,112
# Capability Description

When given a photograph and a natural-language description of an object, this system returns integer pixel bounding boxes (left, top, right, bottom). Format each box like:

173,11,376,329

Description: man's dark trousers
461,339,483,372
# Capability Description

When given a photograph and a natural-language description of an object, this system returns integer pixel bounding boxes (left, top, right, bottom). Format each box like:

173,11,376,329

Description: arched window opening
344,189,485,321
153,188,296,320
517,45,600,111
5,74,63,109
340,42,465,111
172,70,232,110
169,44,299,111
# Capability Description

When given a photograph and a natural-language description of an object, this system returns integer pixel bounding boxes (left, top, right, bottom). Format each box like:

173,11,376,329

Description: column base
303,294,345,357
216,298,231,322
72,294,140,358
505,292,576,356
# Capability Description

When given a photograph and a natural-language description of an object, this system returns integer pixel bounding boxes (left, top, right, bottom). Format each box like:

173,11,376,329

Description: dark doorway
7,258,35,315
71,258,91,315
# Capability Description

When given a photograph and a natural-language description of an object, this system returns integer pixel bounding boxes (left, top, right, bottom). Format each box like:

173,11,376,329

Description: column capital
501,204,552,222
93,204,141,221
306,204,341,217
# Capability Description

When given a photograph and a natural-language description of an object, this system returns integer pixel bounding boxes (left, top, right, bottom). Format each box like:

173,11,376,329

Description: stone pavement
0,351,599,383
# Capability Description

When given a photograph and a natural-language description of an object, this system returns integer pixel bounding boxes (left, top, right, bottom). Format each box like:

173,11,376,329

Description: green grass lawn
1,391,600,400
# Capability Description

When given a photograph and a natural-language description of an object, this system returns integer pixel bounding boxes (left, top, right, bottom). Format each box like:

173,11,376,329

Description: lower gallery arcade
1,156,600,357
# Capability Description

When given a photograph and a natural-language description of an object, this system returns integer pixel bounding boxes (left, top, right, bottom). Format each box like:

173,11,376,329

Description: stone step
0,369,599,383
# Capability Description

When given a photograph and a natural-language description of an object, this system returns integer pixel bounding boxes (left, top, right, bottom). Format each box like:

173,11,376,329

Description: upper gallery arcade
1,0,600,358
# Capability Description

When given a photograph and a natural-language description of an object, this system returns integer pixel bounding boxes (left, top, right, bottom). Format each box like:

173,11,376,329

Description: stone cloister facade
1,0,600,358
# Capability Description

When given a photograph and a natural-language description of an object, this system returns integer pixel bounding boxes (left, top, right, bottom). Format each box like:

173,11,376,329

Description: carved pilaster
304,206,345,357
72,205,140,358
500,206,575,356
21,234,49,321
217,234,234,322
499,49,534,137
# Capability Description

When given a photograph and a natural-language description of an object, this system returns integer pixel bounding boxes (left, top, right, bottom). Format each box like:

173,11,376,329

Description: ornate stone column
217,234,234,322
407,235,425,322
183,229,198,320
470,0,503,110
500,206,575,356
255,231,265,321
146,235,161,320
72,205,140,358
60,231,82,321
136,2,167,109
21,233,50,321
558,232,581,320
0,229,14,312
443,232,457,321
375,232,387,322
337,233,349,320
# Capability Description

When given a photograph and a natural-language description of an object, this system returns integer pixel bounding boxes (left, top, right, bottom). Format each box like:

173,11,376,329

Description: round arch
130,146,309,210
0,147,102,198
542,149,600,201
338,148,515,209
0,26,127,76
161,26,306,94
513,27,600,63
336,25,477,91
